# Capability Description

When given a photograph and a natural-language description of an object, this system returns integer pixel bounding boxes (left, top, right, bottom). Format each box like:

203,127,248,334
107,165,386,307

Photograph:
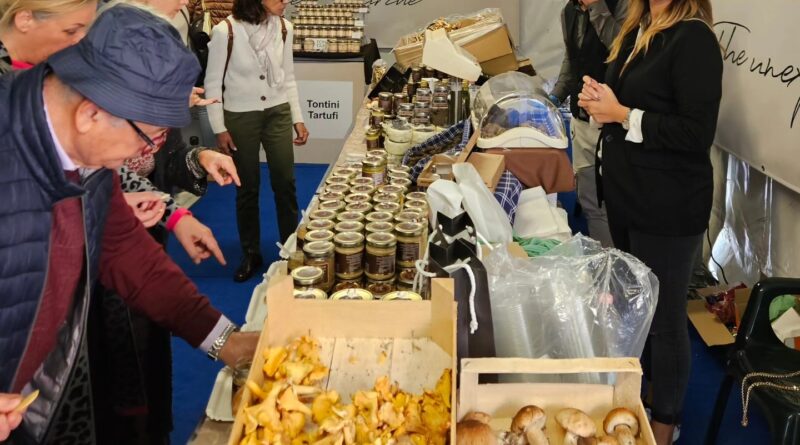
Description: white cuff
199,315,233,353
625,109,645,143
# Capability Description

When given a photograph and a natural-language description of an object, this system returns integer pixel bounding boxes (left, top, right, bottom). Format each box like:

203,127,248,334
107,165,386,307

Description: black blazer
599,19,722,236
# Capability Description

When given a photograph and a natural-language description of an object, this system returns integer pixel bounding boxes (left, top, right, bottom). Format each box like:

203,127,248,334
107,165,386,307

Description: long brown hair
608,0,713,69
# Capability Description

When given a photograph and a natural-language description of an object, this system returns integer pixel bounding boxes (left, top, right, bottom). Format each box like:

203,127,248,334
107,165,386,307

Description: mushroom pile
239,336,452,444
456,406,641,445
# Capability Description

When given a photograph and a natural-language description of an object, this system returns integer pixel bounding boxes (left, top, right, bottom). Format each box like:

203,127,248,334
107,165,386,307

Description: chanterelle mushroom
602,408,639,445
510,405,549,445
456,419,498,445
556,408,596,445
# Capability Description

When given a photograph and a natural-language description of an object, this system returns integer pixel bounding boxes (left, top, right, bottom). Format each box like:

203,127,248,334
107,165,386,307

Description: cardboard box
460,25,514,63
417,131,478,189
482,242,529,260
481,52,521,76
466,152,505,191
228,274,458,445
459,357,657,445
687,287,751,346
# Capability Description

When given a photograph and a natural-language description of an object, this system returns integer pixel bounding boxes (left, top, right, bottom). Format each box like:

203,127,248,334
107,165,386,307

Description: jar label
364,171,385,187
306,258,334,291
335,251,364,276
397,241,420,265
366,252,395,278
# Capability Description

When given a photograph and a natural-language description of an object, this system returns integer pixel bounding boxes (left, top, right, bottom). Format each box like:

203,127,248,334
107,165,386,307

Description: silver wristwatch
207,322,239,361
622,108,632,130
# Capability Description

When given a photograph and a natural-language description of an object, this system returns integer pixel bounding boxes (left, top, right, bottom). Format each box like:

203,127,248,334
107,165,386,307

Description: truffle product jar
362,156,387,187
397,103,415,120
378,92,394,114
303,241,335,292
393,92,408,114
337,211,365,224
334,220,364,234
394,221,424,267
305,229,335,245
431,97,450,127
333,278,362,292
366,278,395,297
378,185,405,199
373,201,401,215
370,109,385,128
394,211,424,225
349,184,375,196
309,209,337,222
389,164,412,175
365,127,381,150
366,150,388,160
404,199,428,216
365,232,397,281
307,218,336,233
365,221,394,235
396,266,418,286
319,191,345,203
350,177,374,187
373,192,401,206
366,211,394,224
325,175,350,187
406,191,427,202
319,200,346,214
292,266,324,291
331,288,373,300
344,193,371,205
383,291,422,301
293,288,328,300
334,231,365,280
390,177,412,193
325,183,351,195
344,202,372,214
332,167,358,179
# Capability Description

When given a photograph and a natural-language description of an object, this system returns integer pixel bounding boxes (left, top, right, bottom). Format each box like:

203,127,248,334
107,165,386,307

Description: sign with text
297,80,354,140
712,0,800,192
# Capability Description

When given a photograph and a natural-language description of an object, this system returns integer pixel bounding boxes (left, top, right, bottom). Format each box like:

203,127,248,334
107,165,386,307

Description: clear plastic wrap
398,8,505,46
484,235,659,384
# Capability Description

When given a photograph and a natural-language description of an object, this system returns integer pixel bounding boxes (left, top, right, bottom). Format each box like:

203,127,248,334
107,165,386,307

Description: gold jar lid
335,221,364,234
374,202,401,214
345,202,372,213
337,211,365,223
350,177,374,187
319,200,346,212
383,291,422,301
294,288,328,300
365,221,394,234
325,175,349,186
390,178,412,190
362,156,386,168
395,211,424,224
291,266,324,285
307,219,335,232
367,232,397,248
366,211,394,223
303,240,334,256
371,109,385,118
331,288,373,300
310,209,337,221
325,183,351,194
333,167,358,178
373,192,400,205
387,171,411,181
350,184,375,195
305,229,335,243
404,199,427,212
365,127,380,138
378,185,404,196
345,193,371,205
319,191,345,202
395,221,424,237
406,191,427,201
334,231,365,248
378,92,393,100
366,151,388,160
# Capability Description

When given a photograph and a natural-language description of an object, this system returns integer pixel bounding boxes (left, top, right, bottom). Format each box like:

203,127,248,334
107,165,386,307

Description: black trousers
226,103,299,252
609,224,703,425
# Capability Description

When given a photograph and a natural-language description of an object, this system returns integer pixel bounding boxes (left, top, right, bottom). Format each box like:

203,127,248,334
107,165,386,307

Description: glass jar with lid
292,266,324,291
325,183,350,195
378,184,404,198
431,96,450,127
334,220,364,234
319,200,346,214
415,87,432,102
334,231,365,281
303,38,316,52
366,150,387,160
433,85,450,100
348,39,360,53
390,177,412,192
406,191,427,201
365,221,394,235
309,209,337,222
337,211,365,224
362,156,387,187
394,221,424,267
404,199,428,216
331,288,373,300
349,184,375,196
333,278,362,292
305,229,334,245
365,127,381,150
373,192,401,206
366,278,395,298
365,232,396,281
303,240,335,292
378,92,394,114
345,202,372,214
374,201,401,214
327,39,339,53
366,211,394,224
397,103,415,120
392,93,408,115
370,109,385,128
344,193,371,205
325,175,349,187
383,290,422,301
350,177,374,187
332,167,358,179
319,191,345,203
307,218,335,233
394,211,424,225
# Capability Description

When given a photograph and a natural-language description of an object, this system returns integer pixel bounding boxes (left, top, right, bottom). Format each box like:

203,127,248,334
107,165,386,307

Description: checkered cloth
493,170,523,225
485,100,565,140
402,119,473,183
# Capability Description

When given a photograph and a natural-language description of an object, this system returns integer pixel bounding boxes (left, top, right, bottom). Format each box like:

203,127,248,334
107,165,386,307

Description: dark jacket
599,20,723,236
1,64,222,443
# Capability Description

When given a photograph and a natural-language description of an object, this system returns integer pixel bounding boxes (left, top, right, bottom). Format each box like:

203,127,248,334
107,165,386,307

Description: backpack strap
280,16,287,44
222,18,234,91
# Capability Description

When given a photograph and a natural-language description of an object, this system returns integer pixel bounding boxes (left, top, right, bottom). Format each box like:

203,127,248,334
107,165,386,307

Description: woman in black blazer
578,0,722,443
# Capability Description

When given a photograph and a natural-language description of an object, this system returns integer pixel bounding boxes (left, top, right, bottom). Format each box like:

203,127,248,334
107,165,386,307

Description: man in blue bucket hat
0,5,256,444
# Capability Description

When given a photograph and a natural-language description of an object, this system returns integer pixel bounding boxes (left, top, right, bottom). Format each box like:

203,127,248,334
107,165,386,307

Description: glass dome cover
472,72,568,149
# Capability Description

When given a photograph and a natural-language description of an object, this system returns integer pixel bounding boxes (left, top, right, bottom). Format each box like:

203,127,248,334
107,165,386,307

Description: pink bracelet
166,208,192,232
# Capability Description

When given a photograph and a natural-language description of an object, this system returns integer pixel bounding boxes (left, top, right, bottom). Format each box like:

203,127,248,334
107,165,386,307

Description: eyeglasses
127,120,167,155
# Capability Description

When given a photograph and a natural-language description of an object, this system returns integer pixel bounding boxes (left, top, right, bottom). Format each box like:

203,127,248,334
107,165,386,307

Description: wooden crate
228,274,458,445
458,358,657,445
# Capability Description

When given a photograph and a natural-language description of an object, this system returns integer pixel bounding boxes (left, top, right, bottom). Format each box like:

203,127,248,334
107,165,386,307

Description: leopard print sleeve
117,166,180,228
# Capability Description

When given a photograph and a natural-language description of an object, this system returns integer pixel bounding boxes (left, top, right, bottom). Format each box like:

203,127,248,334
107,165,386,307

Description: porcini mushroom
602,408,639,445
462,411,493,425
510,405,549,445
556,408,597,445
456,419,498,445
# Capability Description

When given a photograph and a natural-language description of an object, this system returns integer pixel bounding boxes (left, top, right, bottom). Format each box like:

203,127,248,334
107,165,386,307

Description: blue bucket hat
47,4,200,128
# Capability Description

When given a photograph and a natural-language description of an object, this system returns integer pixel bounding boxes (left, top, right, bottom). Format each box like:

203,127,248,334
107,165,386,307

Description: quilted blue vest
0,64,113,441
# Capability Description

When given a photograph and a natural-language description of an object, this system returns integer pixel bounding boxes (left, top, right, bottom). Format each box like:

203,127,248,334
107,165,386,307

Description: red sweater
13,172,221,391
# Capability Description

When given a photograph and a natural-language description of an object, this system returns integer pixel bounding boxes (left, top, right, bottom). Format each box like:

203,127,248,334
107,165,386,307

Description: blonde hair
608,0,713,70
0,0,96,30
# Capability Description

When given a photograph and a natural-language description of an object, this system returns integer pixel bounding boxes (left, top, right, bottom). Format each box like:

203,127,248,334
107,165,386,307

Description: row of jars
293,265,423,301
295,26,362,40
294,8,364,18
296,1,366,9
296,38,361,54
293,16,359,26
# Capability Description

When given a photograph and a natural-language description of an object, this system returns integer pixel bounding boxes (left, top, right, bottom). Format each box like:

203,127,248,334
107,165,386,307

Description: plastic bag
453,163,513,244
484,235,659,384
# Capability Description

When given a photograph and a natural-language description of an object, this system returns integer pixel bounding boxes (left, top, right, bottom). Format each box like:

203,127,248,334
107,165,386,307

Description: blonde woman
577,0,722,443
0,0,96,74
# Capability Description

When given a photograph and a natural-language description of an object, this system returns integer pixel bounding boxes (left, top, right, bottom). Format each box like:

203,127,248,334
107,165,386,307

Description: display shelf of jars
290,0,369,58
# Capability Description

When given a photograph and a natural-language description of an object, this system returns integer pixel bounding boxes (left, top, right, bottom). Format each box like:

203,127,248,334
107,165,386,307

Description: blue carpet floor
166,163,770,444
